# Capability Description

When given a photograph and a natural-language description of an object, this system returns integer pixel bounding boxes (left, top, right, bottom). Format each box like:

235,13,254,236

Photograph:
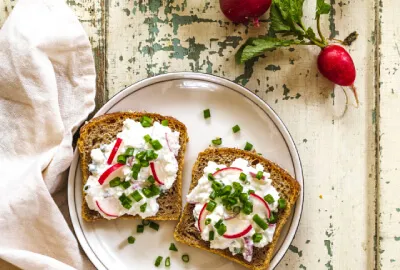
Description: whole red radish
219,0,272,25
317,45,359,105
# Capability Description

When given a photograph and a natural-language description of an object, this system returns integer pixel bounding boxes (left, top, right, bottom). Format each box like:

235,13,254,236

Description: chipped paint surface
0,0,384,269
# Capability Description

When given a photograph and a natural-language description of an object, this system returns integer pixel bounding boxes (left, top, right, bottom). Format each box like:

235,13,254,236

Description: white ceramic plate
68,72,304,270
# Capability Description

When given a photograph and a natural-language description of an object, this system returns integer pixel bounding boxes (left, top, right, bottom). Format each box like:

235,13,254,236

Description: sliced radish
243,237,254,262
250,193,271,218
96,198,120,217
212,167,243,176
107,138,122,165
98,163,124,185
198,203,208,232
223,218,252,239
249,171,265,180
150,162,165,185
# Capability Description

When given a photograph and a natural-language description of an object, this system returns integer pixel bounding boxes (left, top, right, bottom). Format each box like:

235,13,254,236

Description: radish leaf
316,0,331,17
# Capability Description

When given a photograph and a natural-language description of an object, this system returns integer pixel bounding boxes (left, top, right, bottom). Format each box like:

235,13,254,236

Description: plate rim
68,72,304,270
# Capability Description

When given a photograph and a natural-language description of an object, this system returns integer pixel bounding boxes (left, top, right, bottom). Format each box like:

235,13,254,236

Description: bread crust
173,148,300,270
78,112,189,222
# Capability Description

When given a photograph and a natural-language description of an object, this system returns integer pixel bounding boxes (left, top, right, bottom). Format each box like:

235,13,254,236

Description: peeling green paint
329,0,339,39
217,36,242,56
122,8,130,16
396,208,400,212
234,56,259,86
283,84,291,100
288,245,303,257
265,65,281,71
391,259,396,263
299,264,307,270
394,236,400,241
171,14,215,34
372,108,376,124
324,240,333,256
306,239,310,243
149,0,162,13
325,260,333,270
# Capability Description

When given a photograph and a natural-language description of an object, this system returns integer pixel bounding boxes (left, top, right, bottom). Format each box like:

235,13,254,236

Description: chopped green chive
144,134,152,143
216,223,227,235
141,116,153,127
150,139,163,150
205,218,211,225
117,154,127,164
161,119,169,126
209,230,215,241
141,160,149,167
244,142,253,151
119,194,132,210
137,224,145,233
142,187,153,198
109,177,121,187
248,189,255,194
220,185,232,196
142,220,150,226
239,172,247,181
165,257,171,267
211,137,222,146
232,182,243,192
211,181,223,191
206,201,217,212
242,201,253,215
136,151,146,160
239,192,249,202
203,109,211,119
252,233,263,243
278,198,287,209
155,256,163,267
253,214,268,230
125,147,135,156
169,243,178,251
182,254,190,263
149,221,160,231
209,190,217,200
264,194,275,204
121,181,131,189
147,175,155,184
131,190,143,202
232,125,241,133
256,171,263,179
233,206,241,214
140,203,147,213
150,184,161,196
127,236,135,244
207,173,215,181
269,213,277,224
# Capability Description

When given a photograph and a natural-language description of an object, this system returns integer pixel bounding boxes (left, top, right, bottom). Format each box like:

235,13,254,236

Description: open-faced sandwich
174,148,300,270
78,112,188,221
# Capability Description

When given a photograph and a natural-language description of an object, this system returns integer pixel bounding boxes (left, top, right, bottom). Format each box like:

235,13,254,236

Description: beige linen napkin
0,0,96,269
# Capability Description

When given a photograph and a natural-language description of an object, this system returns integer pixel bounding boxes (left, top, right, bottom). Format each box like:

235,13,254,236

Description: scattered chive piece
232,182,243,192
142,220,150,226
182,254,190,263
239,172,247,181
125,147,135,156
121,181,131,189
169,243,178,251
119,194,132,209
205,218,211,225
150,139,163,150
269,213,277,224
140,203,147,213
161,119,169,126
117,154,127,164
141,116,153,127
150,184,161,196
147,175,155,184
206,201,217,212
209,231,215,241
242,201,253,215
155,256,163,267
131,190,143,202
232,125,241,133
252,233,263,243
149,221,160,231
264,194,275,204
256,171,263,180
165,257,171,267
278,198,287,209
144,134,152,143
137,224,144,233
233,206,241,214
127,236,135,244
244,142,253,151
239,192,249,202
207,173,215,181
253,214,268,230
216,223,227,236
203,109,211,119
211,181,223,191
142,187,153,198
211,137,222,146
248,189,255,194
209,190,217,200
109,177,121,187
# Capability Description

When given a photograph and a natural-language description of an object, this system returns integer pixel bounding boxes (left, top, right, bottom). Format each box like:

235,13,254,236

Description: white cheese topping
186,158,281,262
84,119,180,220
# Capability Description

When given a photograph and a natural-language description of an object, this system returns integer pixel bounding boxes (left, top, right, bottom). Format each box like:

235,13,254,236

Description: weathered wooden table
1,0,398,269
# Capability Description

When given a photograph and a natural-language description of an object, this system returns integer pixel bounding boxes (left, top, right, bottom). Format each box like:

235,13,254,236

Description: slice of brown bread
78,112,189,222
174,148,300,270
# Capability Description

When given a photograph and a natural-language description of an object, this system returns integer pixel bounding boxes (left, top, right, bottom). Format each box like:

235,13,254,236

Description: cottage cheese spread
84,118,180,219
186,158,283,262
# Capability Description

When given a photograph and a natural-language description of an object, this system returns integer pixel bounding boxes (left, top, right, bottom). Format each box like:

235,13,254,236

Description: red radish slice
150,162,165,185
198,203,208,232
98,163,124,185
213,167,242,176
96,198,120,217
223,224,253,239
249,171,265,180
107,138,122,165
250,193,271,218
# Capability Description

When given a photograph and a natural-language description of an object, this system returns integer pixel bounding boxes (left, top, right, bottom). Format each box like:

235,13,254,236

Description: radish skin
219,0,271,24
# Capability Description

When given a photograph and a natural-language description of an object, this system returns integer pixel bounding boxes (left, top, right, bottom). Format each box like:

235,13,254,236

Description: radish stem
316,15,326,45
350,84,360,107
